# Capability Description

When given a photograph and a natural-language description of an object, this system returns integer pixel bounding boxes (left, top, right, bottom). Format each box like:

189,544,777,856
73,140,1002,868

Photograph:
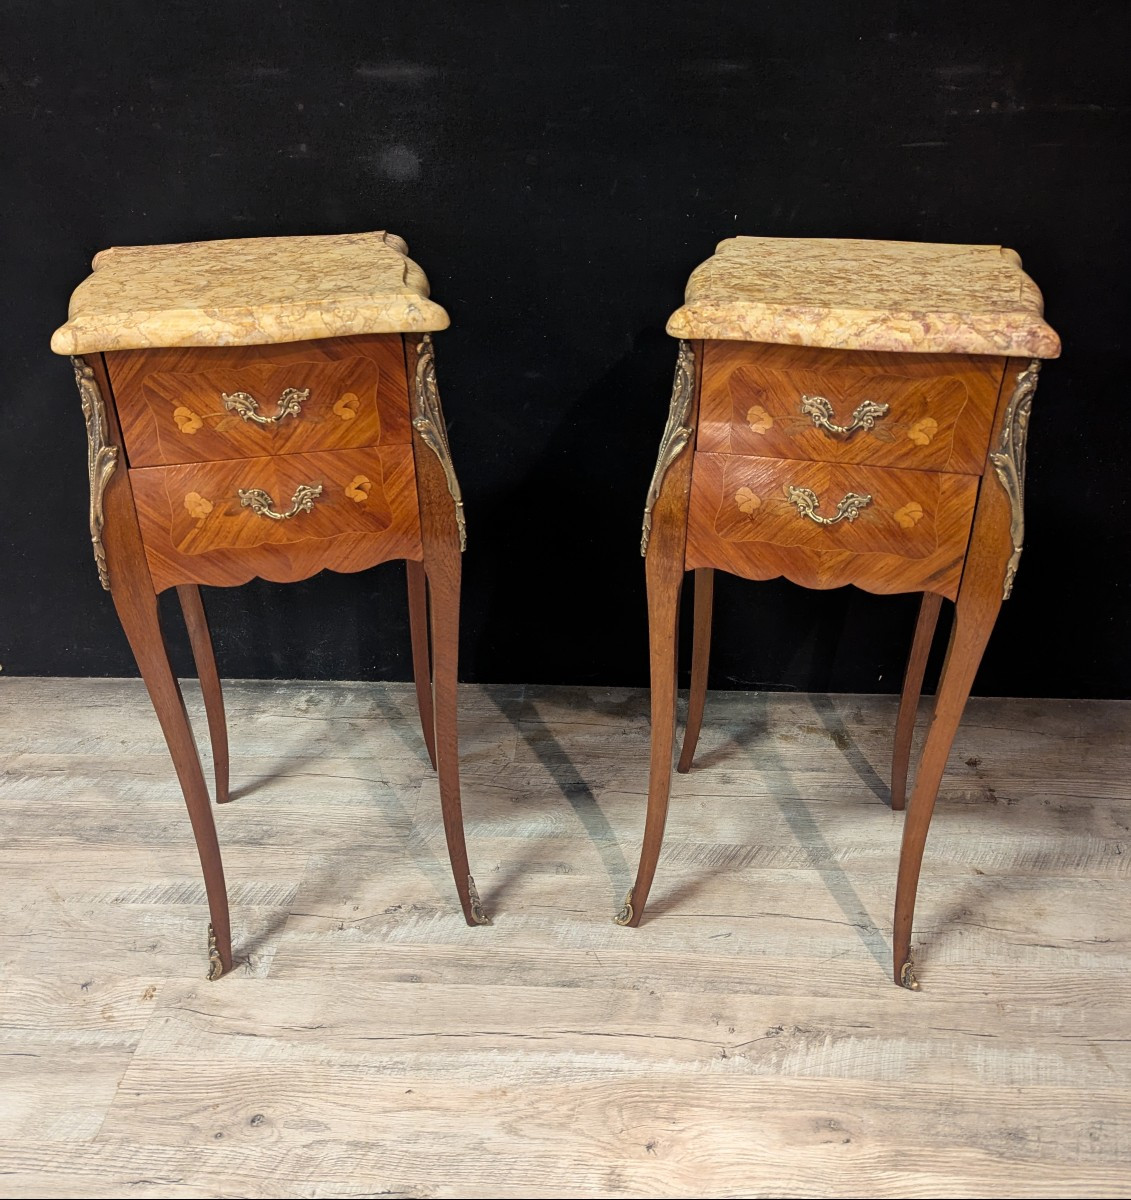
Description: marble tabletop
666,237,1060,358
51,230,449,355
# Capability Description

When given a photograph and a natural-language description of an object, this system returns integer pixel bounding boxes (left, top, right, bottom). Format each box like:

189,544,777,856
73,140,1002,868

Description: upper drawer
105,335,411,467
697,341,1004,475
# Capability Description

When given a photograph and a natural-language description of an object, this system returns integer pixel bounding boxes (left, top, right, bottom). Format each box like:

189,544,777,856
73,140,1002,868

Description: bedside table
619,237,1060,988
51,231,488,979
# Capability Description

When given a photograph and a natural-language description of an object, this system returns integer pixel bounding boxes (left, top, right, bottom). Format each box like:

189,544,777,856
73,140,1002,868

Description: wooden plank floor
1,678,1129,1198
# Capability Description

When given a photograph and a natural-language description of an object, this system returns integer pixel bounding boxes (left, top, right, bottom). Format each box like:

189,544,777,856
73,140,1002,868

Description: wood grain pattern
129,444,422,591
686,452,978,599
697,341,1003,475
0,678,1127,1198
106,335,410,467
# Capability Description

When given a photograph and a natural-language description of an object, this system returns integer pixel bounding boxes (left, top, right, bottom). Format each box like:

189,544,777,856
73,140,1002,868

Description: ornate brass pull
800,394,889,437
238,482,323,521
222,387,309,426
786,485,872,525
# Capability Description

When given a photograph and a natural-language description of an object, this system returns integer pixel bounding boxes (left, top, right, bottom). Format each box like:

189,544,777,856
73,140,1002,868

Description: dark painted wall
2,1,1128,696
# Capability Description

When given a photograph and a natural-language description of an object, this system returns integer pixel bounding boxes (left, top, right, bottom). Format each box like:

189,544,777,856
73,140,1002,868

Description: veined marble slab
51,230,449,354
667,237,1060,358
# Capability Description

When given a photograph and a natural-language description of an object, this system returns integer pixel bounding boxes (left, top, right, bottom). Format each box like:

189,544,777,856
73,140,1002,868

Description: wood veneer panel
685,452,978,599
106,335,410,467
698,341,1003,475
130,444,422,590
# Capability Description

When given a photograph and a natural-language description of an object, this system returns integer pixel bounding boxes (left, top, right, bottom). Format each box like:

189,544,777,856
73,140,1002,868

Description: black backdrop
3,1,1128,697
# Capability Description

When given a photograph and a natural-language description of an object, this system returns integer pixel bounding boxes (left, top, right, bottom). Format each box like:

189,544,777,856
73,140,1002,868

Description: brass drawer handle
786,485,872,525
222,387,309,426
800,394,890,437
238,482,323,521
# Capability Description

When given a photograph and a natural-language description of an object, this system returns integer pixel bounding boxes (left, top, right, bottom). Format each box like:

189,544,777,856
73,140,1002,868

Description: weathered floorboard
0,677,1128,1198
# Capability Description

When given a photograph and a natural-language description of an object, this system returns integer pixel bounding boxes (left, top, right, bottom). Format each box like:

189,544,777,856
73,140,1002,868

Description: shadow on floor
490,687,635,911
682,690,893,974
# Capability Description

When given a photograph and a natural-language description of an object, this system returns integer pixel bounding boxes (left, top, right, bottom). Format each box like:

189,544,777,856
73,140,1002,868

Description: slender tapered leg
890,591,944,811
176,584,230,805
75,354,232,978
893,594,1000,987
893,356,1036,988
406,560,437,770
677,567,715,774
114,587,234,976
618,550,684,926
426,548,485,925
617,339,700,928
408,334,486,926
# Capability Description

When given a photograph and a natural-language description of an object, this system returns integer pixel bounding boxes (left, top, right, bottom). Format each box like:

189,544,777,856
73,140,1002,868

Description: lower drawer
685,453,979,598
130,445,422,590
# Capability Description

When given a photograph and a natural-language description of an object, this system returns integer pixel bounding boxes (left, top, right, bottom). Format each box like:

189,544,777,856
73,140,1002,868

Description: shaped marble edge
666,238,1061,359
51,230,450,355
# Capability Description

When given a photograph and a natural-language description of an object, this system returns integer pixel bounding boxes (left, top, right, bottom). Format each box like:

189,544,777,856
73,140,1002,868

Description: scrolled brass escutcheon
641,340,696,556
786,485,872,526
222,386,309,426
238,482,323,521
989,359,1041,600
412,336,467,552
800,393,890,437
70,357,119,590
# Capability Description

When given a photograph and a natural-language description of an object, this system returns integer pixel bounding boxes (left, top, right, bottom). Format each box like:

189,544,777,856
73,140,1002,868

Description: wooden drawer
685,452,980,599
106,335,411,467
697,341,1004,475
130,444,423,591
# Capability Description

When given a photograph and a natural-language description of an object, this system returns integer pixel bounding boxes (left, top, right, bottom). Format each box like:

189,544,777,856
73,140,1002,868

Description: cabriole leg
73,354,232,979
409,333,486,926
892,592,1000,988
893,357,1038,987
618,339,698,927
617,550,684,926
114,584,233,978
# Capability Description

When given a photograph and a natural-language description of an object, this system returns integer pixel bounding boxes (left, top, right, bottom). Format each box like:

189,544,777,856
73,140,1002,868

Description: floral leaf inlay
334,392,360,421
735,486,762,514
345,474,371,503
908,417,938,446
174,406,203,435
746,405,774,435
894,501,924,528
184,492,213,520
